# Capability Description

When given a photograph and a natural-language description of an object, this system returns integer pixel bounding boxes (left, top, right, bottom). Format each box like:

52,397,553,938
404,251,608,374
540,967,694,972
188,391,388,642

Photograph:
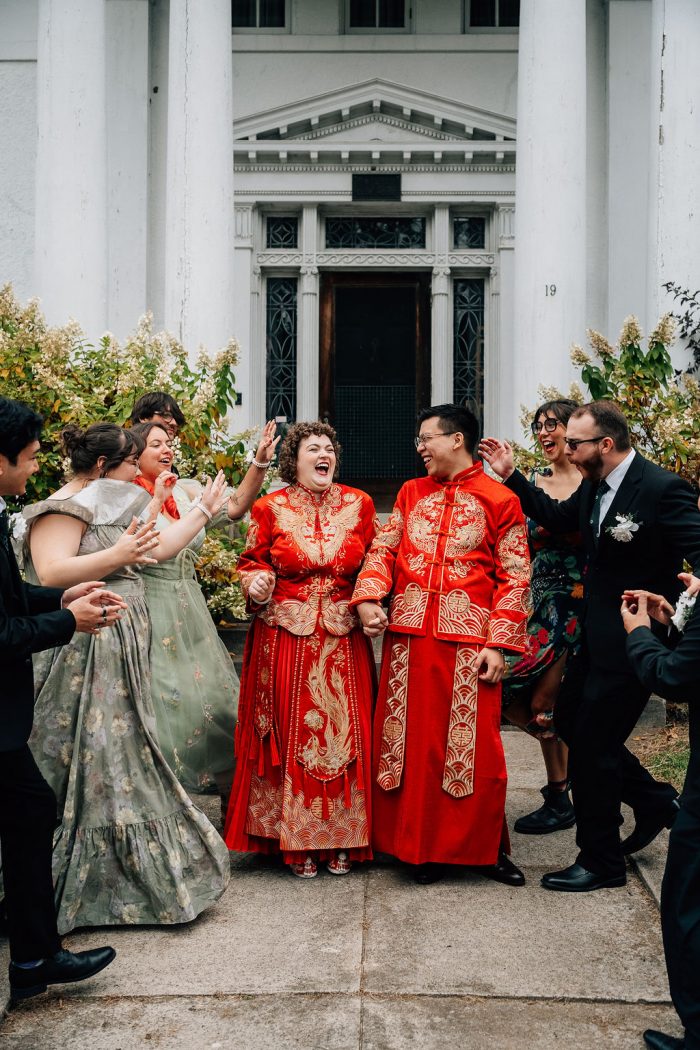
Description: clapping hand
254,420,281,467
621,588,673,626
478,438,515,480
114,517,160,566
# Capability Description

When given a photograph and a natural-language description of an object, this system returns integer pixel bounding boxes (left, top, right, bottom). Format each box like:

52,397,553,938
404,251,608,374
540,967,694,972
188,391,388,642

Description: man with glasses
129,391,185,440
480,400,700,891
352,404,531,885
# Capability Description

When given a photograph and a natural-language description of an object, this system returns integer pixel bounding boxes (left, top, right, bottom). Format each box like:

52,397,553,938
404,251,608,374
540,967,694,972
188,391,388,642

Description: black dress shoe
622,798,680,855
477,851,525,887
412,863,445,885
541,862,626,892
643,1028,685,1049
514,784,576,835
9,946,116,1001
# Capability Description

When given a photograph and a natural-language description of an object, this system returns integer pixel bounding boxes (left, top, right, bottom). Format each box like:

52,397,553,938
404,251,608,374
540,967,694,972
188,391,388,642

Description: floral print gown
224,482,377,864
24,480,230,933
502,476,585,708
141,482,239,794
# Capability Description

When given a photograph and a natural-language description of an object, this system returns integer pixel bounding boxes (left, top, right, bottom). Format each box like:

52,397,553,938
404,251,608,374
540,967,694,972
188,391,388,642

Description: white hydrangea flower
607,513,640,543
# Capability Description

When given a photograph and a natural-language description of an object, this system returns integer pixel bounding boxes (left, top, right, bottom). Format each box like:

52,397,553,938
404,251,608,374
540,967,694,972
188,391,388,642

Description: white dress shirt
596,448,636,534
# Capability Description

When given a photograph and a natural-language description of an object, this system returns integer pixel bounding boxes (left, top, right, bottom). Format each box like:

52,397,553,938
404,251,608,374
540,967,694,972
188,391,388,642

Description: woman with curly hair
224,422,377,878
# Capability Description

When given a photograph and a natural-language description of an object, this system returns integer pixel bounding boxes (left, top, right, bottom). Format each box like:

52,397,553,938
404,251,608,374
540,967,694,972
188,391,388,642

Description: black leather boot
514,783,576,835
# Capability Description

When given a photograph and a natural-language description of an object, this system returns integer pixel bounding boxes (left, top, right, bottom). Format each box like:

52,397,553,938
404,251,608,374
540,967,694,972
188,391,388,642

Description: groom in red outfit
352,404,530,884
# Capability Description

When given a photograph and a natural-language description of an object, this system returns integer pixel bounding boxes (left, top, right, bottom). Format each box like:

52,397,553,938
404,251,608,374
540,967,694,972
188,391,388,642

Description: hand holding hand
476,646,505,683
248,571,275,604
478,438,515,480
621,593,652,633
356,601,388,638
113,517,160,566
62,581,128,610
621,588,673,626
254,420,281,466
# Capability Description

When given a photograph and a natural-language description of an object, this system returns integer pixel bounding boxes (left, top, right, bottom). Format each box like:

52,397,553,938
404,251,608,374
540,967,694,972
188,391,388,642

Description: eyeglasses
414,431,455,449
564,436,606,450
154,412,176,424
531,418,561,435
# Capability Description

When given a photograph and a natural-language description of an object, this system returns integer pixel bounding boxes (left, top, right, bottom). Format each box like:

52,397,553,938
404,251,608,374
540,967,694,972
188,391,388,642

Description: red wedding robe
224,482,377,863
350,463,531,866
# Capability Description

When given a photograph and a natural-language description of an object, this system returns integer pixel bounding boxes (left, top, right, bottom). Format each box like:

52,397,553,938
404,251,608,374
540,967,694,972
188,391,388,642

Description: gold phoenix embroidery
497,523,530,582
298,637,353,779
270,487,361,566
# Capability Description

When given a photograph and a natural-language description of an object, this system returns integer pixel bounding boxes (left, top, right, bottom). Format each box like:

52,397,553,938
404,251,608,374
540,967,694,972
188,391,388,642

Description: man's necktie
589,479,610,540
0,510,10,555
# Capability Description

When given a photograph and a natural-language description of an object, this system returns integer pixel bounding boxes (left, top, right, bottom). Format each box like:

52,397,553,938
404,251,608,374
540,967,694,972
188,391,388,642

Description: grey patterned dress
140,482,239,794
25,479,230,934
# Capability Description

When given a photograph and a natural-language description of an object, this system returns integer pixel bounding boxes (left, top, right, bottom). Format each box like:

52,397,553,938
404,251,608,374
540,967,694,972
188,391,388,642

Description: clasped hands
621,572,700,633
356,601,505,682
61,581,128,636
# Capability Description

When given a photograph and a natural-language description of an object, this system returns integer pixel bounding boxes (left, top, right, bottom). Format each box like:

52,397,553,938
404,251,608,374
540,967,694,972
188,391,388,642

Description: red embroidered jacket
350,463,531,650
238,483,377,637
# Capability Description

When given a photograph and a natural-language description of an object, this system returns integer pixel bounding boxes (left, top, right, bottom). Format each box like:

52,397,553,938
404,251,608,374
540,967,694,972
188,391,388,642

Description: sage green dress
140,482,239,794
25,479,230,935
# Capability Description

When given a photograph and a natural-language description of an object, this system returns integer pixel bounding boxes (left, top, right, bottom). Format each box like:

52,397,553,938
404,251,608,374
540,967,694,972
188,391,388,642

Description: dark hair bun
61,423,86,454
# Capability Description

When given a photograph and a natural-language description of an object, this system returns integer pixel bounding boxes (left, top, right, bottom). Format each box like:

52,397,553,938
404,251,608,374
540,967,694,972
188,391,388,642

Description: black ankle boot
513,783,576,835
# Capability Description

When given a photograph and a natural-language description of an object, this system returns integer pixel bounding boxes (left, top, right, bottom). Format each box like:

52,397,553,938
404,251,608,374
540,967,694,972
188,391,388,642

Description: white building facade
1,0,699,501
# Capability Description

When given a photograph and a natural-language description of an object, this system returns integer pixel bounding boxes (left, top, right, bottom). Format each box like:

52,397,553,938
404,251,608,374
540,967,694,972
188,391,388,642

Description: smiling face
564,412,609,481
535,413,567,464
137,426,173,481
295,434,336,493
0,440,41,497
416,416,467,480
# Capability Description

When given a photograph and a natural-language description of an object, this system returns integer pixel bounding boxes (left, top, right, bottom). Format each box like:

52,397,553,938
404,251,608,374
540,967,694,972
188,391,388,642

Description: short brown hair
277,421,341,484
571,400,631,451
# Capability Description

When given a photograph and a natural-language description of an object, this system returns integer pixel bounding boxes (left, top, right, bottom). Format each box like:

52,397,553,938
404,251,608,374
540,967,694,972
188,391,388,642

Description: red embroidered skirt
224,620,375,864
371,631,510,866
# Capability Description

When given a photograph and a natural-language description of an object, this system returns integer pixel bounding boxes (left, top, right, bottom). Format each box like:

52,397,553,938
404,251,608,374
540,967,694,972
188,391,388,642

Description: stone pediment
234,78,515,145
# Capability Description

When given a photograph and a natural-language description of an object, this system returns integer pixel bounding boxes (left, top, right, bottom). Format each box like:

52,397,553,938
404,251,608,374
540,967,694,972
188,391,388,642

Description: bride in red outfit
224,422,377,878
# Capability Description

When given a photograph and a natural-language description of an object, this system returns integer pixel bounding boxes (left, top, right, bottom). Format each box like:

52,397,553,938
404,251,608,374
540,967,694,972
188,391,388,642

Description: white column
512,0,587,429
297,205,320,421
493,204,515,438
431,204,451,403
232,205,254,430
106,0,149,336
35,0,108,335
647,0,700,363
164,0,235,355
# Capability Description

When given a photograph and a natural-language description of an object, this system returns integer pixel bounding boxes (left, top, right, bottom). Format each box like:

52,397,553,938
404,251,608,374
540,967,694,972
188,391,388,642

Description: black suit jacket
0,533,75,751
626,608,700,816
506,453,700,670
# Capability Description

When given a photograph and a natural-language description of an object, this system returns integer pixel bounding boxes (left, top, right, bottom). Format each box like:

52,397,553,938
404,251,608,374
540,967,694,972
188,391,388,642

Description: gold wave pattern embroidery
442,646,478,798
445,490,487,558
298,637,354,779
280,773,369,851
245,773,283,839
352,572,388,602
377,636,410,791
271,487,362,566
390,582,429,629
487,616,528,650
497,524,531,583
495,586,532,614
260,576,356,636
437,589,489,636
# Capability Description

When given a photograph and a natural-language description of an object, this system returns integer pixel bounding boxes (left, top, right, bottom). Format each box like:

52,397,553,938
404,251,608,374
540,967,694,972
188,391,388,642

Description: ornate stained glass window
266,217,298,249
453,217,486,249
266,277,297,421
325,217,425,249
453,279,485,420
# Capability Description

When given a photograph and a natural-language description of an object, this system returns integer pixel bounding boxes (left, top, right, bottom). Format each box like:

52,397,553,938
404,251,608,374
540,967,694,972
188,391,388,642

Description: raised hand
200,470,229,517
254,420,281,466
478,438,515,480
356,601,388,638
113,517,160,566
153,469,178,505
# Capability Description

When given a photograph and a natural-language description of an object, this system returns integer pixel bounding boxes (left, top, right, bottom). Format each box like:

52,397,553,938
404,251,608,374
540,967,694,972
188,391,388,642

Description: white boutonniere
607,513,640,543
9,511,27,543
671,589,697,633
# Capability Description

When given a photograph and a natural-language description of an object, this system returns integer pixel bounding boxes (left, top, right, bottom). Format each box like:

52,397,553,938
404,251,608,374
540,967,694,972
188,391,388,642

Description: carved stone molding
234,164,516,176
234,205,253,243
497,205,515,243
238,189,516,199
315,251,437,267
447,252,495,267
297,113,453,142
256,252,303,266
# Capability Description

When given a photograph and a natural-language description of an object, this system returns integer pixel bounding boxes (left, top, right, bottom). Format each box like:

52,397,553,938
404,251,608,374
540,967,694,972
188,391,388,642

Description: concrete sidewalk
0,732,680,1049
